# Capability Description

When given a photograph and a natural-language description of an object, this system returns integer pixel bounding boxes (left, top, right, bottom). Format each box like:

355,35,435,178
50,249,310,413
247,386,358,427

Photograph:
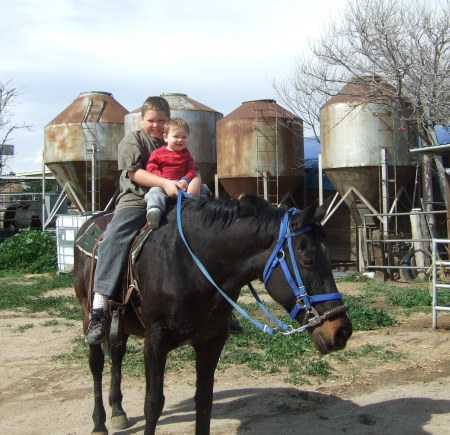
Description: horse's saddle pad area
75,213,152,263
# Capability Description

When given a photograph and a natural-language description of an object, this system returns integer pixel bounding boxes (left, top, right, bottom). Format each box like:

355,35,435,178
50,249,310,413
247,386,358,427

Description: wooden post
372,229,387,282
410,212,431,279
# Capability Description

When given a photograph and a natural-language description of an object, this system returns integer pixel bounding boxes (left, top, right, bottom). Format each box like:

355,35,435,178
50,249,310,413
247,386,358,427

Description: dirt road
1,283,450,434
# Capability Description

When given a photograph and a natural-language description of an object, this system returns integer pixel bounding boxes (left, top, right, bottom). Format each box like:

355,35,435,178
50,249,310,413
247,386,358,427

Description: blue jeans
144,187,167,214
145,184,212,214
93,207,146,297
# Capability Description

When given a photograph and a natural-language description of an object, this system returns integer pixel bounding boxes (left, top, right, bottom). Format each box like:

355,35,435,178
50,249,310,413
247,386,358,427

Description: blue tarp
304,137,335,190
435,124,450,145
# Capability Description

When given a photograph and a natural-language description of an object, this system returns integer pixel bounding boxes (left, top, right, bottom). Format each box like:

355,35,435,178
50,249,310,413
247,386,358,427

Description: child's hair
141,96,171,117
163,118,190,135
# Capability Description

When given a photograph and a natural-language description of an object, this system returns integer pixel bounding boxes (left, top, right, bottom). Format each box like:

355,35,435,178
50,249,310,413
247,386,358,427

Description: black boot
85,308,108,344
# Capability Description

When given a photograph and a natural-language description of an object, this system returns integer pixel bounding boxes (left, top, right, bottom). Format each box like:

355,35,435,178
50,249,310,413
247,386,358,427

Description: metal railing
363,209,447,273
432,239,450,329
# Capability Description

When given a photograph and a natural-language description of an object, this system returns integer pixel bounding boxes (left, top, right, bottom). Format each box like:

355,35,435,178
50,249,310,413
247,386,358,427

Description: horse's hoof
91,430,108,435
111,414,128,430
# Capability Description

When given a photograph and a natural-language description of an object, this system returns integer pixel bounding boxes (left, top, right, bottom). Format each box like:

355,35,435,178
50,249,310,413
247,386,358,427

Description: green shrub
345,295,397,330
0,229,57,273
387,286,432,308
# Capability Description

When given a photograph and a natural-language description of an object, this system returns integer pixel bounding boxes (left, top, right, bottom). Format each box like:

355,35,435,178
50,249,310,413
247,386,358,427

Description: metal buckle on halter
296,297,307,309
302,305,321,326
277,249,285,259
295,290,310,311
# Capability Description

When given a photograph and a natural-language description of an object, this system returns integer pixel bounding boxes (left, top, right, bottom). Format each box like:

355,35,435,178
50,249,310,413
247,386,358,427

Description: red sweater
146,146,196,181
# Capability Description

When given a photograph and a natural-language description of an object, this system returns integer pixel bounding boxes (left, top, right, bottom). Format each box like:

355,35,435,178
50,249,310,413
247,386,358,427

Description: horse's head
261,199,353,354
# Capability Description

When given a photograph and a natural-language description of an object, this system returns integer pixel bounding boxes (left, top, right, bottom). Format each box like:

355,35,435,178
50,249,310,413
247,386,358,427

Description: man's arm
129,169,179,197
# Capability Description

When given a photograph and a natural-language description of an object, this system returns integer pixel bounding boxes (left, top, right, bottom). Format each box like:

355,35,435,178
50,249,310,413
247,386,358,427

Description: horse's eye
302,258,314,268
299,252,314,268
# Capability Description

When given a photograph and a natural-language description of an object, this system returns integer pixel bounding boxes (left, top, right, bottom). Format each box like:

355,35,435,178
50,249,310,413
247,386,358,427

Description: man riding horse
85,95,241,344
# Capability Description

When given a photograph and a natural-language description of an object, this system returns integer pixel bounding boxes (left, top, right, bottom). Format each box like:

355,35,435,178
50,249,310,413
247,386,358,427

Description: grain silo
216,99,303,204
44,91,129,211
320,78,416,268
320,79,415,226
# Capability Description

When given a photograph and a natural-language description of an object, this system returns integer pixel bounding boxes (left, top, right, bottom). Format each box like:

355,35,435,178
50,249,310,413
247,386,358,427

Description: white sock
92,293,109,311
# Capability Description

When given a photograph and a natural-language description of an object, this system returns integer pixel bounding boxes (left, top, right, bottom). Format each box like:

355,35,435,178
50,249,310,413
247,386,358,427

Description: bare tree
272,0,450,146
0,80,31,175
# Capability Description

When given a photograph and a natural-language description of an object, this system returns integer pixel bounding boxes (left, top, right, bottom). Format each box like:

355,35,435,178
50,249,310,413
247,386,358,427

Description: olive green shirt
115,129,164,210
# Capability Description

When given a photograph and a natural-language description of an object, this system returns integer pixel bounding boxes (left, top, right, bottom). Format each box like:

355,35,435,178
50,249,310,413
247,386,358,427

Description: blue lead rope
176,190,278,335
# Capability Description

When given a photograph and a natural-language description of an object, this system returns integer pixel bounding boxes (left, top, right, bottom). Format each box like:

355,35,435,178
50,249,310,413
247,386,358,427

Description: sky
1,0,348,174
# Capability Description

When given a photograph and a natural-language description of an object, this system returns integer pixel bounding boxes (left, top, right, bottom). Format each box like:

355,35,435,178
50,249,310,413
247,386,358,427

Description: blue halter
262,208,343,320
176,191,345,335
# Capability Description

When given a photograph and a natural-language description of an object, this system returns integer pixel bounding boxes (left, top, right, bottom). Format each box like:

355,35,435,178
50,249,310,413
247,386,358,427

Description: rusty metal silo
320,80,415,226
44,92,129,212
124,93,222,188
216,100,304,203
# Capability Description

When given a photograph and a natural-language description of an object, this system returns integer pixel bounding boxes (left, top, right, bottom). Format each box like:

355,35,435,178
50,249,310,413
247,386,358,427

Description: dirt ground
1,281,450,435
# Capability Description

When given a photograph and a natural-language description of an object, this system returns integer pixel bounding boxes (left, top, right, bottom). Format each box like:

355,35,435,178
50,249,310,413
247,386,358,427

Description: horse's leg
109,335,129,430
193,332,228,435
89,343,108,435
143,333,168,435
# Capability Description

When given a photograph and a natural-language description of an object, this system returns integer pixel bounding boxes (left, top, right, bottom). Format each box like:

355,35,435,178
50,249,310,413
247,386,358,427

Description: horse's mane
182,194,284,233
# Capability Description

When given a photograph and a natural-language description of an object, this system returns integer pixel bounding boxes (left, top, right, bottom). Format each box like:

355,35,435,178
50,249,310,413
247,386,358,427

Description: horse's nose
333,320,353,349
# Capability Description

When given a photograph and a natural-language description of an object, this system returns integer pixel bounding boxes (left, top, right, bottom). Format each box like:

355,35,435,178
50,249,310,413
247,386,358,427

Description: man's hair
163,118,190,135
140,96,171,117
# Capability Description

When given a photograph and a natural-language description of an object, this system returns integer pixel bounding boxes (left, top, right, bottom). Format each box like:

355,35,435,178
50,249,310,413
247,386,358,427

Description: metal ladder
432,238,450,328
81,98,106,211
255,102,279,205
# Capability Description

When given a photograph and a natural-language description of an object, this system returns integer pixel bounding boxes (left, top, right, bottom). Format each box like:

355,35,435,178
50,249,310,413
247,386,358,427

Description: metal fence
363,209,447,276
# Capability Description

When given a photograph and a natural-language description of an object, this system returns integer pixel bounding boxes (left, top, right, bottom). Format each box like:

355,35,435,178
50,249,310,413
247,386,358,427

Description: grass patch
331,343,404,364
16,323,35,333
358,413,377,426
0,272,80,320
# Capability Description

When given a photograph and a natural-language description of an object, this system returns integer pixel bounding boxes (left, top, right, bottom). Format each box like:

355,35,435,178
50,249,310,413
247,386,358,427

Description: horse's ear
297,196,332,226
312,196,333,223
301,200,319,225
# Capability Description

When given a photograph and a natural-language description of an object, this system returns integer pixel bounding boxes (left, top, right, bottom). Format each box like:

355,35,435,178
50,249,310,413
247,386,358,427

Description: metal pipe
318,153,323,205
409,144,450,154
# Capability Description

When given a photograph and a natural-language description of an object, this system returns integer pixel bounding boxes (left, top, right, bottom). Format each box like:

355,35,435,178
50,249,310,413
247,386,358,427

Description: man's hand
162,179,180,198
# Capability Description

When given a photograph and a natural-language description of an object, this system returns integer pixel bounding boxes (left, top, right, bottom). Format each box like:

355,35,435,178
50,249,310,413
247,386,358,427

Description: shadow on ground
114,386,450,434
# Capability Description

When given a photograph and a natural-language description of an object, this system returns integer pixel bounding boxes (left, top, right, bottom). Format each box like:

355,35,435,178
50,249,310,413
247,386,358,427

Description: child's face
141,110,169,139
164,127,189,151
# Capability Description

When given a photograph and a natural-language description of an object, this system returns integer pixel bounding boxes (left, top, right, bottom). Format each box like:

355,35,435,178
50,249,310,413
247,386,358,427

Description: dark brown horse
73,194,352,435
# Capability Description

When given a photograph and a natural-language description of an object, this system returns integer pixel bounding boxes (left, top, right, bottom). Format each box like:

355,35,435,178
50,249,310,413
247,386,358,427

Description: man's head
140,96,171,139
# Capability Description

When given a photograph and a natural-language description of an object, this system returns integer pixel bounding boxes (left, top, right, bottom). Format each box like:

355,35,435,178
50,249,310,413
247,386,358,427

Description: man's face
141,110,168,139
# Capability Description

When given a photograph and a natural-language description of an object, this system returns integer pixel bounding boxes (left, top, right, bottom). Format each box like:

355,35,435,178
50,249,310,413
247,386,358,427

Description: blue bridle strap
262,208,343,321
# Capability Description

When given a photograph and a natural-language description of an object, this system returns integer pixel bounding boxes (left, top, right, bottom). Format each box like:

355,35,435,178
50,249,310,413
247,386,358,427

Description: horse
73,193,353,435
